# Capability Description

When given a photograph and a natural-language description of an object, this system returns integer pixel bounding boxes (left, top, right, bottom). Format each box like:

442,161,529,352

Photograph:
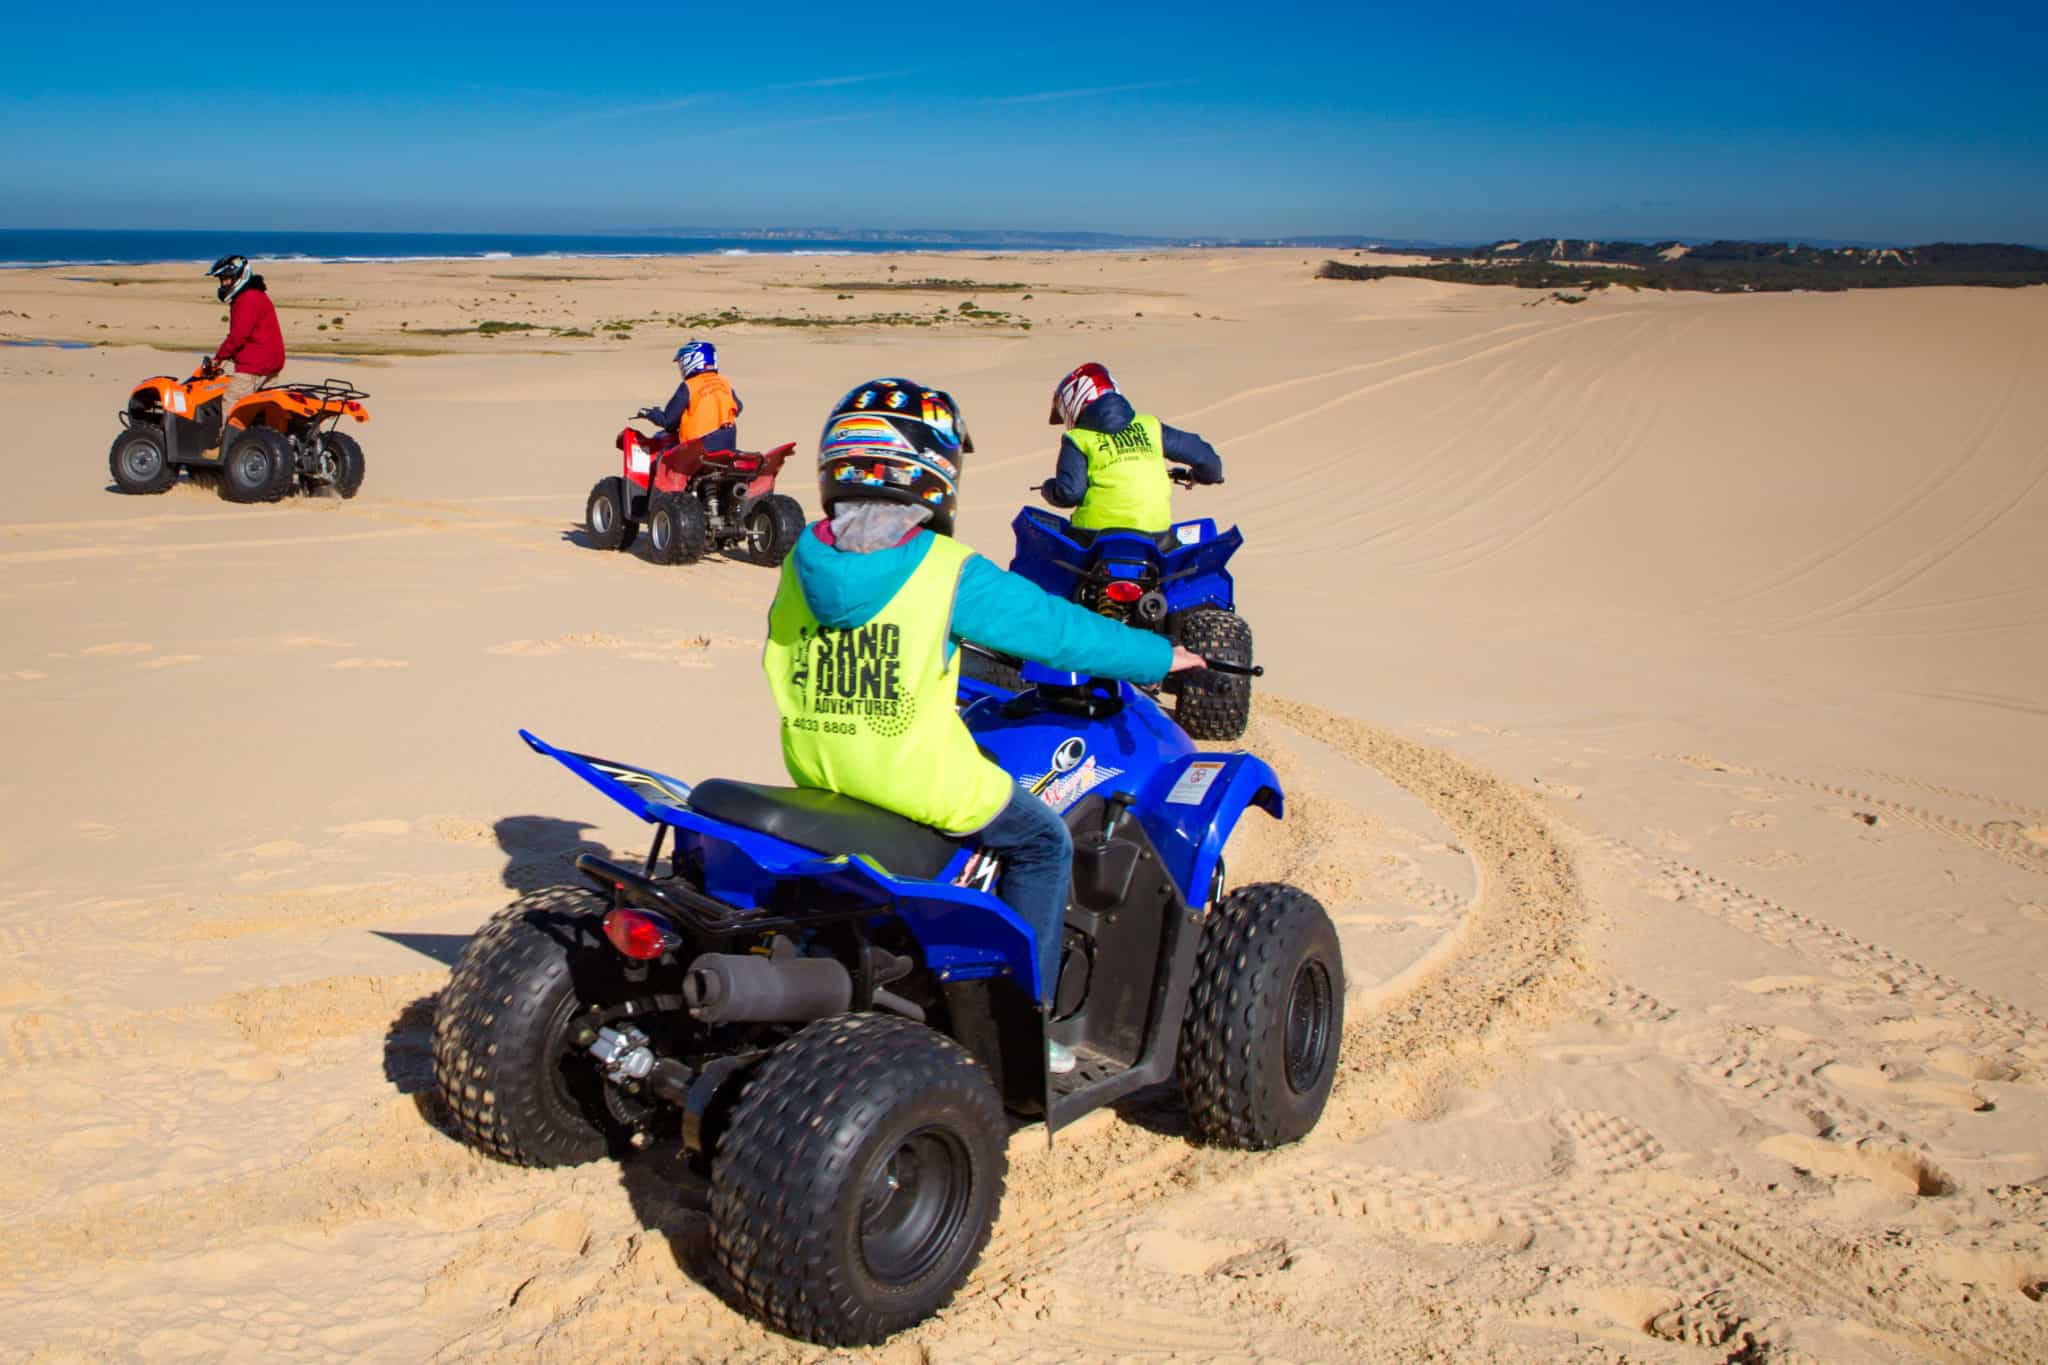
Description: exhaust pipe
684,953,852,1024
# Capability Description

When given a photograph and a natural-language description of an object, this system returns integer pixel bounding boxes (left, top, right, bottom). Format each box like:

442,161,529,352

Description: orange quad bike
585,417,805,566
110,357,371,503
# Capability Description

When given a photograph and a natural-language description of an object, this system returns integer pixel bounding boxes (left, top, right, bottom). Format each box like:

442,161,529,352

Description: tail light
731,456,760,473
603,908,681,960
1103,580,1144,605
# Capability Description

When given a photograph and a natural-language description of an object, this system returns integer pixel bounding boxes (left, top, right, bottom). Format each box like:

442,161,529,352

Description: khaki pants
220,365,278,425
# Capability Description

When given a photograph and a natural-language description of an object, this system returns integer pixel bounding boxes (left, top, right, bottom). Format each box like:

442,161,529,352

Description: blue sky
2,1,2043,242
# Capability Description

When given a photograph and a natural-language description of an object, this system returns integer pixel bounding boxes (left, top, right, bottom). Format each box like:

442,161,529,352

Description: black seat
687,779,966,880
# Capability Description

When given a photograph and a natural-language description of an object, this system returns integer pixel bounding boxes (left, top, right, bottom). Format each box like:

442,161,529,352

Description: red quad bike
585,419,806,567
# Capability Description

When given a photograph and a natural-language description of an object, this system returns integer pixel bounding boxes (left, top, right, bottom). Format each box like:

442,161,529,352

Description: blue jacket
787,523,1173,681
1044,393,1222,509
651,375,744,453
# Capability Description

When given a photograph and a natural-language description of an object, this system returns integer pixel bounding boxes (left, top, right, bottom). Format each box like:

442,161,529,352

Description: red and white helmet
1049,362,1117,427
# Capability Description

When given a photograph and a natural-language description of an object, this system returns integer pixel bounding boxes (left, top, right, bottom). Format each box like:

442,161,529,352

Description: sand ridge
3,249,2046,1360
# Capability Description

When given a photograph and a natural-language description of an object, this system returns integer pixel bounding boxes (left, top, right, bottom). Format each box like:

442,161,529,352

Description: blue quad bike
431,651,1343,1347
990,470,1254,740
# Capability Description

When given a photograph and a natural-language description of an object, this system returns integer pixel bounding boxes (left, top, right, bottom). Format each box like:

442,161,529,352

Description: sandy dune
2,251,2045,1361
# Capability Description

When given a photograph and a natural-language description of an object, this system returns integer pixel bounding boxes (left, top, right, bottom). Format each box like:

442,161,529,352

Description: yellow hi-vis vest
1068,413,1172,533
764,532,1014,836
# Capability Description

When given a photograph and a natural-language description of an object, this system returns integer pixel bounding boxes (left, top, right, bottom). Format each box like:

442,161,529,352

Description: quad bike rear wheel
745,493,806,566
648,492,709,565
108,425,175,495
431,886,635,1168
1170,608,1254,741
711,1013,1007,1346
1177,882,1343,1149
219,426,295,503
586,477,638,552
309,431,365,499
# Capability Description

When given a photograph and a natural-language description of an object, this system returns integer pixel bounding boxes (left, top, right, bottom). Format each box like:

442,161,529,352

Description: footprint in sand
1729,811,1776,830
1821,1063,1991,1111
327,819,410,837
331,657,409,670
1738,849,1806,870
80,642,152,656
138,654,201,670
274,634,351,651
73,821,118,841
428,817,493,844
2,670,49,682
224,840,306,862
1757,1133,1951,1196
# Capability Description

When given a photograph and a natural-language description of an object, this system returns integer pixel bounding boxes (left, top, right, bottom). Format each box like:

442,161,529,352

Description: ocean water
0,229,1049,268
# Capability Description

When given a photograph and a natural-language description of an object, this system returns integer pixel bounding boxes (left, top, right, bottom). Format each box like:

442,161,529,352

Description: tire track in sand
950,697,1588,1318
1599,836,2047,1065
1652,752,2048,876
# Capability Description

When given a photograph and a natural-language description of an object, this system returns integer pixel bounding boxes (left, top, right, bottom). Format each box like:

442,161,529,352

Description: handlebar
1196,658,1262,677
961,641,1261,681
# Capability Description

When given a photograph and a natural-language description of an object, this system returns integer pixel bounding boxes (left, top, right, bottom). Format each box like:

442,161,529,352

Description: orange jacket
679,372,739,444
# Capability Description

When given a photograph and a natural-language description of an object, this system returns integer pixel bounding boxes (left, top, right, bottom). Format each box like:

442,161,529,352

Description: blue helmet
674,340,717,376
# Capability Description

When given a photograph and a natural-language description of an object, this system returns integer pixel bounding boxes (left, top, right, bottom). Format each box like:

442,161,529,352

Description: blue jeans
974,787,1072,1002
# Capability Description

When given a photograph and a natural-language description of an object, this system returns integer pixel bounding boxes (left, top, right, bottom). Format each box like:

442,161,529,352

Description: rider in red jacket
205,255,286,446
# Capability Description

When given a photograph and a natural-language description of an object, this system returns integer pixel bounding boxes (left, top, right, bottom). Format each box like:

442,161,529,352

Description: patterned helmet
1049,361,1117,426
674,340,718,376
818,378,974,535
207,254,252,304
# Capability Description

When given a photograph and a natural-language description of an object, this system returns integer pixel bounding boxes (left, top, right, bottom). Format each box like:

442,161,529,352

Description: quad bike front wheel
711,1013,1007,1346
648,492,710,565
219,426,295,503
585,477,638,552
108,425,176,495
1170,608,1254,741
431,886,636,1168
1177,882,1344,1149
745,493,806,566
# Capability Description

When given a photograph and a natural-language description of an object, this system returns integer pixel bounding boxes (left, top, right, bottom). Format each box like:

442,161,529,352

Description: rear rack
277,378,370,404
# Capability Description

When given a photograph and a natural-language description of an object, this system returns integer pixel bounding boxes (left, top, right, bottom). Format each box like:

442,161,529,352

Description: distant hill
629,226,1441,251
1318,240,2048,292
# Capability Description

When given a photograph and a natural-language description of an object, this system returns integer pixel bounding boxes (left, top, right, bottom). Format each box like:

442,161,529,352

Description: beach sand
2,251,2045,1361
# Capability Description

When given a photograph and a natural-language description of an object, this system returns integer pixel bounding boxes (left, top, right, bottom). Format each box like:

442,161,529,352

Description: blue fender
1135,751,1283,908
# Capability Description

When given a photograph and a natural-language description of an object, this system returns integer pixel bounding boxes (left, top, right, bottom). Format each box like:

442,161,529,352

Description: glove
1037,478,1059,502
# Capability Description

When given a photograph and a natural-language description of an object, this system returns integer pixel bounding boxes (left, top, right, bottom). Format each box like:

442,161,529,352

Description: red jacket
215,281,286,373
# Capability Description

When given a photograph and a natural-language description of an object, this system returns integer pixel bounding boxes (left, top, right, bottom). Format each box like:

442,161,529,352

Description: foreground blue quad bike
997,472,1254,740
430,652,1342,1347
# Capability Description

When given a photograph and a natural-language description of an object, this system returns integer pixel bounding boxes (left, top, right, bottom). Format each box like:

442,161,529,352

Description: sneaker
1047,1039,1076,1075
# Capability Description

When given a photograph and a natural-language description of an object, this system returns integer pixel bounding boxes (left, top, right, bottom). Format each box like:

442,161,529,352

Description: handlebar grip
1199,658,1263,677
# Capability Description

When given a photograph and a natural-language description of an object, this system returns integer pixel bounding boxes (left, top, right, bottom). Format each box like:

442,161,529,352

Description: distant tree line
1317,240,2048,292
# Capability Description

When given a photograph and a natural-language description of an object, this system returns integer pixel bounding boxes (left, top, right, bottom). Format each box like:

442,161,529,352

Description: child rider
763,377,1204,1073
639,340,742,452
1037,361,1223,534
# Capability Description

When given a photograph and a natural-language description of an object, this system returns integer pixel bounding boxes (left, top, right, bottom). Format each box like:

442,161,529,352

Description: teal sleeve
950,554,1173,683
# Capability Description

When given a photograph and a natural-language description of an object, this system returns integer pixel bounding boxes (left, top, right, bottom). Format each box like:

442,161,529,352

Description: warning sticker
1175,523,1203,545
1165,760,1226,805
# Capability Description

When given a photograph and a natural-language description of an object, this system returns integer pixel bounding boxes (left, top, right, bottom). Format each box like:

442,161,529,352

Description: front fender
1136,751,1283,908
127,377,178,416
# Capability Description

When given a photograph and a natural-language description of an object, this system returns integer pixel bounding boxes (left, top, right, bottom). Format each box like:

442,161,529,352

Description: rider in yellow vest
1039,362,1223,533
639,341,741,452
765,377,1203,1072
